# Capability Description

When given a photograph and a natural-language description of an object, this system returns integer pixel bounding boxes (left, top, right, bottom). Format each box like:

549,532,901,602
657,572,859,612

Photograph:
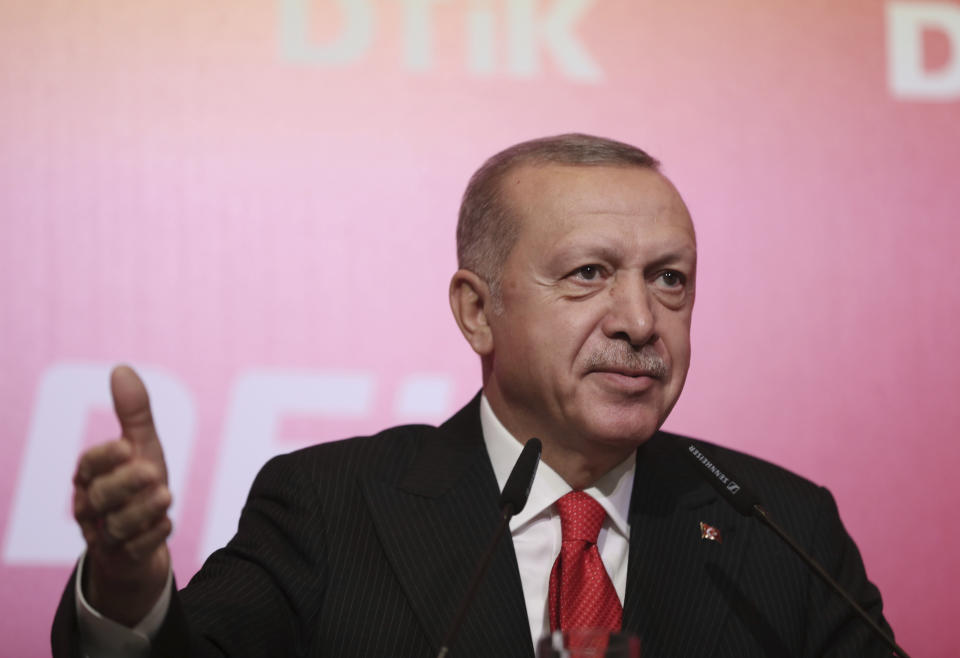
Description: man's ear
449,269,495,356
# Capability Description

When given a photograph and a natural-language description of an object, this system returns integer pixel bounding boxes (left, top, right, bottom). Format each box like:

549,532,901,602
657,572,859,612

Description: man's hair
456,133,660,304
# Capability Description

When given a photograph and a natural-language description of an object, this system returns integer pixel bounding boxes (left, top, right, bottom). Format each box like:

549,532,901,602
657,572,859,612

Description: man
53,134,894,657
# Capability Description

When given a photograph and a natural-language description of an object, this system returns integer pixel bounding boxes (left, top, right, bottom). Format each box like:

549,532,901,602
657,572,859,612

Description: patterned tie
548,491,623,633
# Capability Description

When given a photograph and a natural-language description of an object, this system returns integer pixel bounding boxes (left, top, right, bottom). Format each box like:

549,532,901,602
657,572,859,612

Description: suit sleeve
53,453,330,658
801,486,896,657
157,453,330,657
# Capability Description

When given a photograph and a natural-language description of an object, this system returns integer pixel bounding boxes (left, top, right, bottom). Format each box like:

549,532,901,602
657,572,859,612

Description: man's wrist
75,552,172,655
83,544,171,625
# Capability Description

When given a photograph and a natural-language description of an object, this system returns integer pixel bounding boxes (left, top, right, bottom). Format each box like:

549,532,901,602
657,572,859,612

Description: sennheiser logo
687,444,731,486
726,482,741,494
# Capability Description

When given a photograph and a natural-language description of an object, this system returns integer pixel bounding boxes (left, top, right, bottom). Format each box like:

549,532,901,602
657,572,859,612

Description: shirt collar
479,394,635,538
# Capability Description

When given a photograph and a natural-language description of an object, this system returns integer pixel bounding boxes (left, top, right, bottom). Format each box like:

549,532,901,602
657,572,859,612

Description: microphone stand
750,505,911,658
435,438,541,658
683,440,910,658
435,504,515,658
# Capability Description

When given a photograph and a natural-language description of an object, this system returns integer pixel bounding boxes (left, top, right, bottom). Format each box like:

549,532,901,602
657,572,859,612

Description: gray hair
456,133,660,304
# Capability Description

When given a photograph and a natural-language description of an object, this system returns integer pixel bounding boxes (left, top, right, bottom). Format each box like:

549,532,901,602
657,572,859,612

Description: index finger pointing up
110,365,160,454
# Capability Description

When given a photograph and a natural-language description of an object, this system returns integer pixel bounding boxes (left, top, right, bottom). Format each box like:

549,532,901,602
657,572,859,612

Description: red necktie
548,491,623,633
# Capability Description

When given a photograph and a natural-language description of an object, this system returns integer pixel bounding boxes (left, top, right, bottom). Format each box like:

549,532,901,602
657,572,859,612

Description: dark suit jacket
53,395,894,657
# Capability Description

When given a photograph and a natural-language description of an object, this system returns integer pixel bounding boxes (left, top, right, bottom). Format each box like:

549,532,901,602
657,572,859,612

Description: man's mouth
592,366,662,379
587,369,662,395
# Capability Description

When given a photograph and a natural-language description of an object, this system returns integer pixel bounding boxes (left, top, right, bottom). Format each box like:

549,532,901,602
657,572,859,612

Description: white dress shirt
75,552,171,657
479,395,636,648
77,395,637,655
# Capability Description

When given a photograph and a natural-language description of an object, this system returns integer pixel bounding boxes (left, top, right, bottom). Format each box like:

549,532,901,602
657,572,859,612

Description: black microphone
436,438,542,658
683,441,763,516
680,439,911,658
498,437,542,514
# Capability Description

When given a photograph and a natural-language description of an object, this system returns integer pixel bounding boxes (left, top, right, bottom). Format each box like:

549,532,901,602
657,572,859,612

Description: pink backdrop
3,1,959,655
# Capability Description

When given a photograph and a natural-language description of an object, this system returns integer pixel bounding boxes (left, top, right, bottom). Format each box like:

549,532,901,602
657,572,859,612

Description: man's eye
658,271,685,288
573,265,602,280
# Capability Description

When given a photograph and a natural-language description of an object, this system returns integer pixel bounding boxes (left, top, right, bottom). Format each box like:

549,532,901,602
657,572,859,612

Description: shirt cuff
74,552,173,657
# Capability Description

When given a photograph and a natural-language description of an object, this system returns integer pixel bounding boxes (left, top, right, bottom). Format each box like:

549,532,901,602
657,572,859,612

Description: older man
54,134,894,657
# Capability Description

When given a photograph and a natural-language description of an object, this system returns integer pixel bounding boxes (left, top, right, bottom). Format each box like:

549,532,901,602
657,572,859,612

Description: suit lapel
362,396,534,658
622,432,752,658
359,398,752,658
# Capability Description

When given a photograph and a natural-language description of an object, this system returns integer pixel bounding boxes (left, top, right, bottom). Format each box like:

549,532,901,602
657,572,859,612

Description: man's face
482,164,696,462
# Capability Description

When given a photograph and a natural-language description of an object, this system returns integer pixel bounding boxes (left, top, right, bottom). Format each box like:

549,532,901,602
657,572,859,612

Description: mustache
584,345,668,379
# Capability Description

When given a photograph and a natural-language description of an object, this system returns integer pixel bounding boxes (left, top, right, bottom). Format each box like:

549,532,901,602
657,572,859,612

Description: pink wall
2,1,959,655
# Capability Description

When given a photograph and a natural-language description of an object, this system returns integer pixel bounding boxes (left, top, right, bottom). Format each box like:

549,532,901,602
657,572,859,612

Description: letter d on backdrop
280,0,374,65
887,1,960,100
2,363,194,565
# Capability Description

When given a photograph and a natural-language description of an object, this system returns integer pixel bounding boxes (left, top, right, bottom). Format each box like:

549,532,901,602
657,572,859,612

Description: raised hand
72,365,173,625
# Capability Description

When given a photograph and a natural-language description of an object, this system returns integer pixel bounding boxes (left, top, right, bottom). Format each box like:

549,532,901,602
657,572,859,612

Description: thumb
110,365,164,465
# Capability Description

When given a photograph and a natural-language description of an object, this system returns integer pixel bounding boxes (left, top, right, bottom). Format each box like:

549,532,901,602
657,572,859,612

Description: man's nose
601,276,657,347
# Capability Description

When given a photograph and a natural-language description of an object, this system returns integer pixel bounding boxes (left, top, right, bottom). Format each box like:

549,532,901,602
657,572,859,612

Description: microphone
683,441,762,516
680,439,911,658
436,438,542,658
498,437,542,514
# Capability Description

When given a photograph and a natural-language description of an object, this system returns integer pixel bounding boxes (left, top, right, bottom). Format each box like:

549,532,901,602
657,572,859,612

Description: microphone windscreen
498,438,542,515
681,439,763,517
